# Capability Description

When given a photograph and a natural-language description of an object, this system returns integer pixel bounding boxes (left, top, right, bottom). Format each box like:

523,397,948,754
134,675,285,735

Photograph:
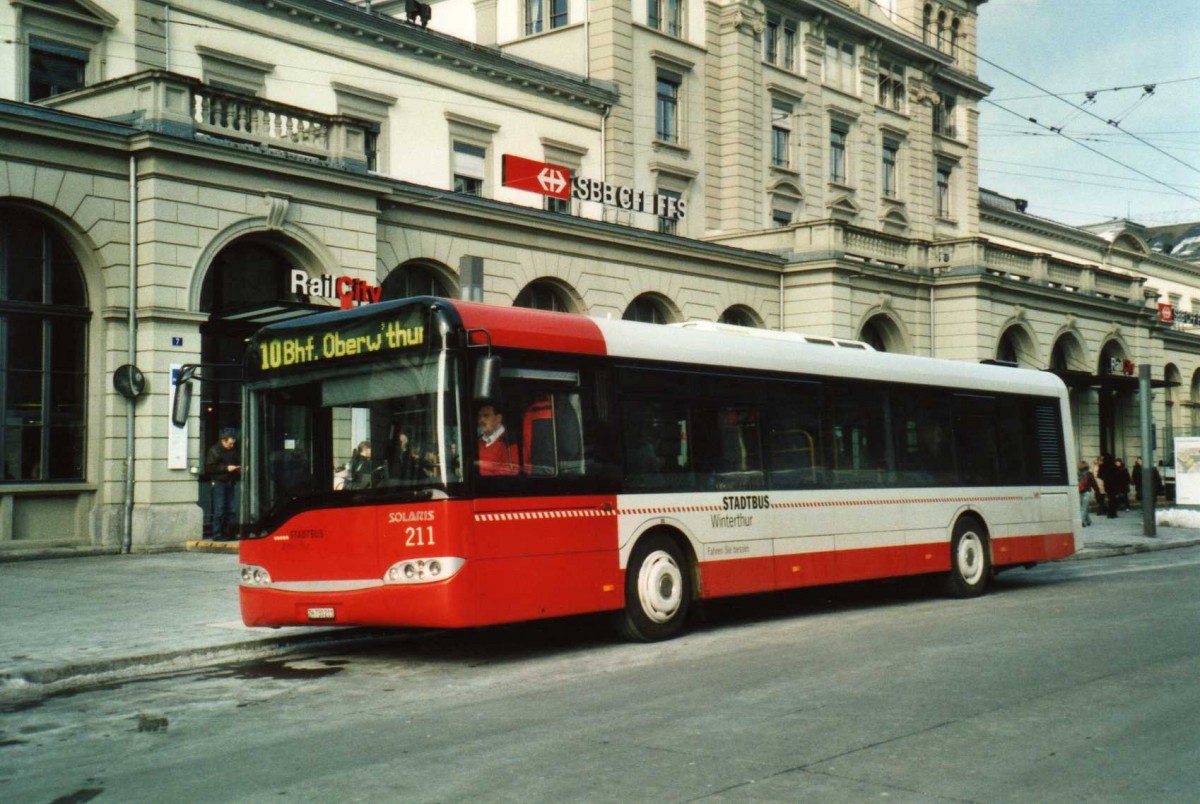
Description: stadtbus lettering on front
231,298,1078,641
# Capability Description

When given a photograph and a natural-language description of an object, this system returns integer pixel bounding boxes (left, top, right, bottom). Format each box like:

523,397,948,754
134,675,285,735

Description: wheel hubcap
957,532,985,585
638,550,683,623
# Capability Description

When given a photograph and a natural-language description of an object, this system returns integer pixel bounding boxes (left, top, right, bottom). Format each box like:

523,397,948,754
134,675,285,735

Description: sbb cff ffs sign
502,154,687,220
502,154,570,199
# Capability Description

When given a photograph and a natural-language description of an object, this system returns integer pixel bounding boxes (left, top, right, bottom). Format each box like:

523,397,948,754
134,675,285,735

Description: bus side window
954,394,1000,485
523,392,584,476
695,406,763,491
827,382,890,488
767,388,825,489
623,396,691,491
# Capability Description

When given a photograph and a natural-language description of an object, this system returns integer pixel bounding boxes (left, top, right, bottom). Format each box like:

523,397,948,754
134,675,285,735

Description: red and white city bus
226,297,1077,640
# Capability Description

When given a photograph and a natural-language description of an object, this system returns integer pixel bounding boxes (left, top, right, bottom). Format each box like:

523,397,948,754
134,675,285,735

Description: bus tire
945,516,991,597
618,533,691,642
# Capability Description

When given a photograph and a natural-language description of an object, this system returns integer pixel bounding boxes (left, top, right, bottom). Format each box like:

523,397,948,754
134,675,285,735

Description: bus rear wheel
618,534,691,642
945,517,991,597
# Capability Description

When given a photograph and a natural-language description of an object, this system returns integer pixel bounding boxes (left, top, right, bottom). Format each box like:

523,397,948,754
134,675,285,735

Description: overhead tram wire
982,98,1200,206
990,75,1200,103
864,0,1200,179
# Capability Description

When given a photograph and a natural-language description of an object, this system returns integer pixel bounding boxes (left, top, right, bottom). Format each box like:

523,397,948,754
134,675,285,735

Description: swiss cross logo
502,154,572,200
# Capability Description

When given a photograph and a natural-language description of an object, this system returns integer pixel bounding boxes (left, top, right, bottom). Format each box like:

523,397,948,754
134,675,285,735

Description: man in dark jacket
205,427,240,540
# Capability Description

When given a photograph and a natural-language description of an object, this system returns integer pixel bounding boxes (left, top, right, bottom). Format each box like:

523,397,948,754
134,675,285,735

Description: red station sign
502,154,571,199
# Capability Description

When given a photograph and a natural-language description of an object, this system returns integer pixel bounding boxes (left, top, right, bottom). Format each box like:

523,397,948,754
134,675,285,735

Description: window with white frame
648,0,683,37
541,140,585,216
18,0,112,103
656,68,682,143
526,0,569,34
447,114,498,197
771,100,794,168
657,189,682,235
882,138,900,198
782,20,797,71
28,38,88,101
876,60,905,113
933,92,957,137
453,142,486,196
763,13,798,70
830,123,849,184
824,37,856,94
936,161,954,218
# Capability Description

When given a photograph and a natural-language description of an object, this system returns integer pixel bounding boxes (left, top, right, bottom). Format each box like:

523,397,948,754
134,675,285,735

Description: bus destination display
256,317,425,372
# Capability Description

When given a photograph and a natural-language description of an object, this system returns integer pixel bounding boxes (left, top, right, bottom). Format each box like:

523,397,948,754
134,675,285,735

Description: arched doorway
197,235,322,536
858,313,906,353
1050,332,1089,459
1165,363,1182,465
1097,340,1132,459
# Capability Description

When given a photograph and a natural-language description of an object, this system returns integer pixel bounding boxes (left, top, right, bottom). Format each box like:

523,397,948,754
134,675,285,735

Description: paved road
3,548,1199,802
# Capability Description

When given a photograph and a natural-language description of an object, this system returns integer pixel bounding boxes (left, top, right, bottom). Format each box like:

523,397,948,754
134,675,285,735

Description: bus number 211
405,526,435,547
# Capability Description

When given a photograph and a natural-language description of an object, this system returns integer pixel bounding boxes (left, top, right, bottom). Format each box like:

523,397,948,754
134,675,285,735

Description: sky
974,0,1200,229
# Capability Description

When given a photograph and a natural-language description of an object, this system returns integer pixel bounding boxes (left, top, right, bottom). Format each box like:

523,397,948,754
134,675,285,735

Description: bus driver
477,403,518,476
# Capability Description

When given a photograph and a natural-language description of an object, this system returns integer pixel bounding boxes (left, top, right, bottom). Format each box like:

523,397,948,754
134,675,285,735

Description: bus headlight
240,564,272,587
383,557,464,585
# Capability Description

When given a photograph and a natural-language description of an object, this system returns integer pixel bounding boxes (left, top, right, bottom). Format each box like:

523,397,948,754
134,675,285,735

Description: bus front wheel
945,517,991,597
618,534,691,642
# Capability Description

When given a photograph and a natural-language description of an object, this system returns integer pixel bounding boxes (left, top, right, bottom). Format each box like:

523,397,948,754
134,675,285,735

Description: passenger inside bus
476,403,518,476
343,440,382,490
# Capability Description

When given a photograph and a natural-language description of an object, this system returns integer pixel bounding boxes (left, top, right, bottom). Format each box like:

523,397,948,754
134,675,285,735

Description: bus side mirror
473,355,501,405
171,380,193,428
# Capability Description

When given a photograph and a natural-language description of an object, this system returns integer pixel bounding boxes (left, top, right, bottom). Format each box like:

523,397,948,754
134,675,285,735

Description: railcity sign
290,269,382,309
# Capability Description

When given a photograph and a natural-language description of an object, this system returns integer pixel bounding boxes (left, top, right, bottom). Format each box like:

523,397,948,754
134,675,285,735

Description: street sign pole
1140,364,1156,536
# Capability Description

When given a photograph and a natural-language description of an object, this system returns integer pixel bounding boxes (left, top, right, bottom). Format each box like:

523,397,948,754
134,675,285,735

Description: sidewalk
2,513,1198,701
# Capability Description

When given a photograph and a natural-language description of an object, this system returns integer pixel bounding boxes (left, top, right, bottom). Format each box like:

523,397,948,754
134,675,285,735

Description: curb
1065,538,1200,560
186,539,240,553
0,627,406,706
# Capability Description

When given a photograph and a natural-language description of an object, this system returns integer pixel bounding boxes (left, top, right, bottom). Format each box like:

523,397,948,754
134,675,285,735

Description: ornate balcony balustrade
42,70,372,173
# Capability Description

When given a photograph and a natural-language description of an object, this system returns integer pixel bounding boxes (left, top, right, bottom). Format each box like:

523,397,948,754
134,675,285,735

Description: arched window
1,207,88,481
996,326,1036,368
718,306,759,328
514,280,574,312
623,294,674,324
922,4,933,45
950,18,961,58
936,11,947,51
381,262,453,300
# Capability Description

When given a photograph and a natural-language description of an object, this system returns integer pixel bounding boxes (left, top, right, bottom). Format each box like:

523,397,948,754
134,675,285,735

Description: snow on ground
1155,508,1200,528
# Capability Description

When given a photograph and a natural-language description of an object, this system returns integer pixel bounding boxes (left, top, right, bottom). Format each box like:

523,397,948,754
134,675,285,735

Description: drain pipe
123,155,138,553
928,283,936,357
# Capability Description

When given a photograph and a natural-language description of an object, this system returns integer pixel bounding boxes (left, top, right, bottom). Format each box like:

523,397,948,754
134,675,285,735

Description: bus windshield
245,349,463,530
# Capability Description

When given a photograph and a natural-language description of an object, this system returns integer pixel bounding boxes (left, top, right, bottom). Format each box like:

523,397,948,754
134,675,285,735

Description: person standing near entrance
206,427,241,540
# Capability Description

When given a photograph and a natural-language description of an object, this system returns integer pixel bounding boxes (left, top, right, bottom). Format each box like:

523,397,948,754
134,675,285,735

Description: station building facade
1,0,1197,553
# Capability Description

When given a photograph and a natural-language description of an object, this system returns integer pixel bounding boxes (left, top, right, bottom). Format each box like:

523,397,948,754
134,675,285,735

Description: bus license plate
307,607,335,621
